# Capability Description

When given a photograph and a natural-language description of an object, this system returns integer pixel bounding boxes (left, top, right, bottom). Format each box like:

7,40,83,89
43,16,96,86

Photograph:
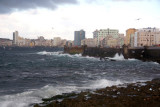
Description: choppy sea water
0,49,160,107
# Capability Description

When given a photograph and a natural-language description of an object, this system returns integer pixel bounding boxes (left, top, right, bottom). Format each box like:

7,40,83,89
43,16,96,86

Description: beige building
17,36,25,46
35,36,46,46
24,39,31,47
53,37,61,46
45,40,53,46
101,36,118,48
100,34,124,48
135,28,160,47
60,39,67,47
81,38,97,47
0,38,12,46
101,36,112,47
118,34,125,48
107,37,118,48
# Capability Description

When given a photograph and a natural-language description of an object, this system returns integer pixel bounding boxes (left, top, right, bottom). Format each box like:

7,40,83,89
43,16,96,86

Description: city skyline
0,0,160,40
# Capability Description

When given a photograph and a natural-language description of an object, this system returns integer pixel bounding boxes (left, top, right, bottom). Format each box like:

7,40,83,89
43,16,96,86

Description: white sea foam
37,51,99,61
0,79,127,107
106,53,125,61
87,79,124,89
128,58,138,61
37,51,139,62
152,62,159,65
37,51,63,56
0,85,78,107
112,53,125,61
105,53,139,62
0,78,147,107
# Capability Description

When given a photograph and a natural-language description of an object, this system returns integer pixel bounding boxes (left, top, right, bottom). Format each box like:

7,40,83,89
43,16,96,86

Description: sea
0,49,160,107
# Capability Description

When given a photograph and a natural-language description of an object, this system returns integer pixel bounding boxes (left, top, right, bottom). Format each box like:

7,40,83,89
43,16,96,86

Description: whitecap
0,85,79,107
106,53,125,61
87,79,124,89
37,51,99,61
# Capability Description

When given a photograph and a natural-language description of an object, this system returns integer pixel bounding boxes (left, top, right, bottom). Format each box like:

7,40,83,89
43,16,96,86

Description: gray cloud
0,0,78,14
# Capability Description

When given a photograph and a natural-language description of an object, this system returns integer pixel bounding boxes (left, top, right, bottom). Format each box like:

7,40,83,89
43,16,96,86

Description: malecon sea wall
64,46,84,54
64,45,160,63
64,45,122,58
122,45,160,63
82,47,122,58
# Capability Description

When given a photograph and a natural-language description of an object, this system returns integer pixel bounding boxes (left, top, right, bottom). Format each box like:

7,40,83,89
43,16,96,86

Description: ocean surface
0,49,160,107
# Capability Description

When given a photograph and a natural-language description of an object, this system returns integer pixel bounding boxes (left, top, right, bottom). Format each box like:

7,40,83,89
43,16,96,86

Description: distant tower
74,30,85,46
13,31,18,45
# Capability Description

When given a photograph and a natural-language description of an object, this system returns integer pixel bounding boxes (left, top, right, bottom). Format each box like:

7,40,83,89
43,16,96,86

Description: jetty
64,45,160,63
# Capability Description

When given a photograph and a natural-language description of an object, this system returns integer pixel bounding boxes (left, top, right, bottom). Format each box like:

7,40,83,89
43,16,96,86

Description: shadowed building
13,31,19,46
74,30,85,46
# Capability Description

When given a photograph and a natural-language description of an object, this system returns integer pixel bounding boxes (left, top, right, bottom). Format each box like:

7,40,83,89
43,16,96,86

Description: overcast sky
0,0,160,40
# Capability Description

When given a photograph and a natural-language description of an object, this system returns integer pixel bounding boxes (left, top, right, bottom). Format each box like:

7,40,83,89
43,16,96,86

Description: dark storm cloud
0,0,78,14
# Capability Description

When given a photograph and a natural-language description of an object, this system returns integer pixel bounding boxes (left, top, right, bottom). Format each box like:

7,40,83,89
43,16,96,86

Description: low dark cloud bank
0,0,78,14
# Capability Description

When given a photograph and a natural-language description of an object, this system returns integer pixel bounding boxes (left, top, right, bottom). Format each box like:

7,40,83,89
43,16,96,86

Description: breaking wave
37,51,99,61
0,79,133,107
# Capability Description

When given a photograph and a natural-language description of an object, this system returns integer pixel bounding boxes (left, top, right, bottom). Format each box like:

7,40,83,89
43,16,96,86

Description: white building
93,29,119,46
134,32,138,47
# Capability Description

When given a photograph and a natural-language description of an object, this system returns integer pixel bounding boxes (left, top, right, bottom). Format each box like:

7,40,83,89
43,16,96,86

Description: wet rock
110,59,116,61
34,78,160,107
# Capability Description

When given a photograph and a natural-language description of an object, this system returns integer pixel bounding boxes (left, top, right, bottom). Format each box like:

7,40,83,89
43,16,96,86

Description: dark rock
34,79,160,107
110,59,116,61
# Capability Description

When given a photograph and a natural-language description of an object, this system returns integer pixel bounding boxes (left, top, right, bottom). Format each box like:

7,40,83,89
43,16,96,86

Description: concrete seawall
64,45,160,63
64,46,122,58
123,45,160,63
82,47,122,58
64,46,84,54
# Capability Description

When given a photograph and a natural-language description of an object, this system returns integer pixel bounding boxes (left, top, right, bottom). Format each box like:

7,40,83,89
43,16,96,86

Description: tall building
74,30,85,46
93,29,119,46
93,30,99,38
13,31,19,45
125,28,137,45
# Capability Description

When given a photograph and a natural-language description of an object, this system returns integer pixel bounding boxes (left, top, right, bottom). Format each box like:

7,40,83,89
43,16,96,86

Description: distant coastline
0,46,63,51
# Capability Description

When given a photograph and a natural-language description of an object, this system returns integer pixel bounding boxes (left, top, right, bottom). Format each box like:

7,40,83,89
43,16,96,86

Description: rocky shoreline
34,79,160,107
